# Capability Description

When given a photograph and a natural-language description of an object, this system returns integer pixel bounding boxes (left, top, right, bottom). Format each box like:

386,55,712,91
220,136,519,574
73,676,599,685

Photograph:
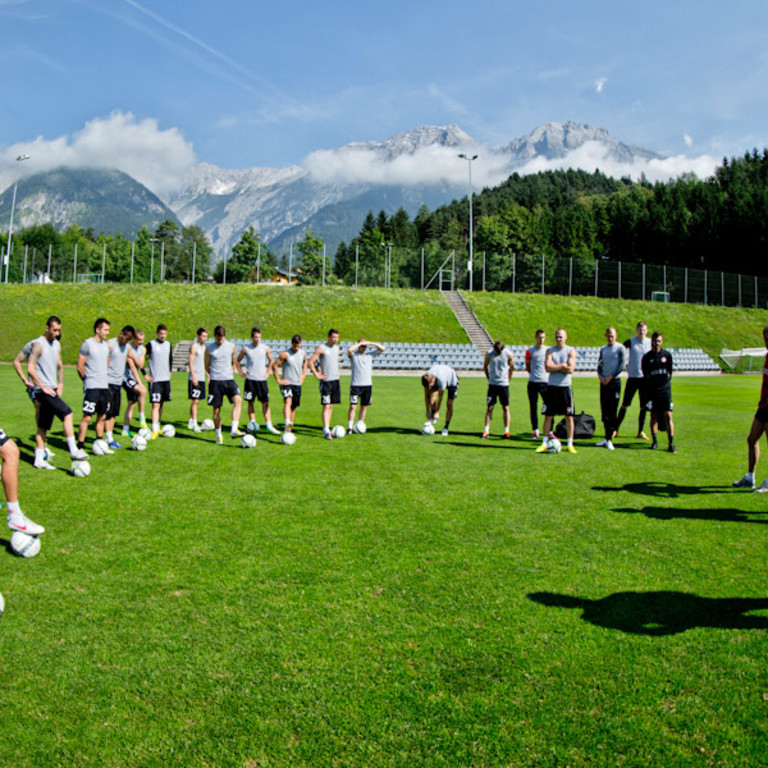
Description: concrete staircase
441,290,493,352
172,340,192,372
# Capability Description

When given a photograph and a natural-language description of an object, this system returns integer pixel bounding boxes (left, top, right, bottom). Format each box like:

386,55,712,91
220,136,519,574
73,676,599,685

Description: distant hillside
0,167,180,239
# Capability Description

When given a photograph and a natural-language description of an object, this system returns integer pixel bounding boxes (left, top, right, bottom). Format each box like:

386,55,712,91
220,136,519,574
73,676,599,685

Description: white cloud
0,111,197,196
594,77,608,94
684,133,694,147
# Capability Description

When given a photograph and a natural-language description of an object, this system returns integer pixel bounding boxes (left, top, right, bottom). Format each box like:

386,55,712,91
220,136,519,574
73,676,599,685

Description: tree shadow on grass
614,506,767,524
593,482,733,498
528,591,768,635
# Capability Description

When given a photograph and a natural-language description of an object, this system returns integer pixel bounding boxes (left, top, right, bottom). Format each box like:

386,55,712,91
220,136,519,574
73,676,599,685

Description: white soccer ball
332,425,346,439
10,531,41,558
421,422,436,436
246,421,260,434
201,418,215,432
0,590,4,618
71,459,91,478
91,438,110,456
131,435,147,451
547,436,562,454
138,427,152,439
241,434,257,449
281,431,297,446
354,420,367,434
161,424,176,438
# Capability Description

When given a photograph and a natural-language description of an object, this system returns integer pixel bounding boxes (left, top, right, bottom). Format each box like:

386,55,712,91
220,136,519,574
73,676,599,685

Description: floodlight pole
4,154,30,283
458,153,478,292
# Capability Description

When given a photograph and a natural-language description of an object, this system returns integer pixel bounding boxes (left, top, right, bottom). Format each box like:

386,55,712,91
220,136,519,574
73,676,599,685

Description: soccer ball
354,420,367,434
71,459,91,478
201,418,215,431
0,590,4,618
246,421,260,434
332,425,346,439
281,432,297,446
131,435,147,451
241,434,257,449
10,531,41,558
161,424,176,438
547,436,562,454
91,438,110,456
138,427,152,440
421,422,436,436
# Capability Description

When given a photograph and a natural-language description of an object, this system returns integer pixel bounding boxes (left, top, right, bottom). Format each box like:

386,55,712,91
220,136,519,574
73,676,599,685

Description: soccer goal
719,348,766,372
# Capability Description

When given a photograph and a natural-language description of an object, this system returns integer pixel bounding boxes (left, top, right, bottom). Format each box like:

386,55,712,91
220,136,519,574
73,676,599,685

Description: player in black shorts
641,331,676,454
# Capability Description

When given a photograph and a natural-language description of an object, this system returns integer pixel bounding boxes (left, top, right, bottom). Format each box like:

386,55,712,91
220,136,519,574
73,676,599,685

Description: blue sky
2,0,767,191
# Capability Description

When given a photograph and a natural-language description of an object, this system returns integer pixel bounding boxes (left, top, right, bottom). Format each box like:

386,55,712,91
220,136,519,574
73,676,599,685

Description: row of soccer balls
420,421,564,452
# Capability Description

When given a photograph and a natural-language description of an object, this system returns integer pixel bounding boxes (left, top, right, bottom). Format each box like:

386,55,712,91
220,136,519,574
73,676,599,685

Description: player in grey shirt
421,364,459,436
525,329,549,439
104,325,140,449
616,321,652,440
272,334,307,433
188,327,208,432
536,328,578,453
346,338,386,433
309,329,341,440
146,324,173,438
482,341,514,438
205,326,244,443
76,318,112,452
596,327,628,450
237,327,280,434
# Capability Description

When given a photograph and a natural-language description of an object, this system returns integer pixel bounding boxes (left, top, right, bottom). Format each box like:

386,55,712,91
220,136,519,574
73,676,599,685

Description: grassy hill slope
0,284,765,364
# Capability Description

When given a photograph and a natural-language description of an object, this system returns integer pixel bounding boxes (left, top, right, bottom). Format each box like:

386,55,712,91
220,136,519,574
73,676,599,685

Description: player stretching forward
1,426,44,536
205,325,244,444
536,328,578,454
146,324,173,440
237,327,280,435
27,316,89,467
615,321,652,440
188,327,208,432
596,327,628,451
421,364,459,436
346,338,386,434
76,318,112,452
641,331,676,454
482,341,514,439
104,325,141,450
525,330,548,439
734,326,768,491
273,335,307,434
122,328,147,437
309,329,341,440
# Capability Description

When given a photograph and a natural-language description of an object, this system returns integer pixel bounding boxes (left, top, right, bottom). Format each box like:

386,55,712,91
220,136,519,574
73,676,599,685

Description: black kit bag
554,411,595,439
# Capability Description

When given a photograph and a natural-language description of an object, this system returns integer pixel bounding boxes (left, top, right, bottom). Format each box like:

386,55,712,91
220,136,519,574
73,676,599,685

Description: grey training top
548,345,573,388
107,338,130,386
146,339,172,382
316,343,340,382
350,348,378,388
487,347,513,387
124,341,145,383
33,336,60,389
189,341,206,381
79,337,110,390
242,343,270,381
597,342,628,380
625,336,652,379
281,347,306,385
427,364,458,390
207,340,236,381
527,345,549,384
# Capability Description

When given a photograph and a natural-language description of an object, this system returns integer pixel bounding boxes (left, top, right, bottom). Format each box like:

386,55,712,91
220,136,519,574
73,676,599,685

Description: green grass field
0,367,766,767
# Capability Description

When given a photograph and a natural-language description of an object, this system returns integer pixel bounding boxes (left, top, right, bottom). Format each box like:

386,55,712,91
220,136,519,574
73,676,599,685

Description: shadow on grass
528,591,768,635
593,482,733,497
614,506,767,524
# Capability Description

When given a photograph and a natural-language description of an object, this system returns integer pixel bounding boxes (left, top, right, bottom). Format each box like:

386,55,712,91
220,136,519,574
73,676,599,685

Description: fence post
721,271,724,305
755,275,759,308
541,253,545,295
101,243,106,283
23,245,28,284
192,241,197,284
663,265,667,296
73,243,77,284
568,257,572,296
357,245,361,288
47,244,52,281
512,253,516,293
618,260,622,299
642,262,646,301
684,268,688,303
482,252,486,291
595,259,598,297
704,269,707,304
738,273,742,307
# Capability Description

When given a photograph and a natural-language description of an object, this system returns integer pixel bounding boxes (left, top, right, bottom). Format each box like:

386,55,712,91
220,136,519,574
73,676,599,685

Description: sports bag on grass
554,411,595,439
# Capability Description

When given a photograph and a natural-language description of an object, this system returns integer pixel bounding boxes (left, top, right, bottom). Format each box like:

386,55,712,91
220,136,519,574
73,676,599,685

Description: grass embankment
464,292,768,360
1,283,766,364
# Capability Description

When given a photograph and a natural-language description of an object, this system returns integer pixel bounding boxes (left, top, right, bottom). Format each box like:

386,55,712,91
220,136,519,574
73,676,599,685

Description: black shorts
83,388,111,417
123,377,140,403
0,427,8,447
244,379,270,404
648,387,673,414
444,383,459,400
207,379,240,408
188,379,207,401
26,385,36,405
108,383,122,419
320,379,341,405
281,384,302,408
149,381,172,404
35,390,73,431
486,384,510,407
622,378,649,410
350,385,372,407
754,407,768,423
542,385,574,417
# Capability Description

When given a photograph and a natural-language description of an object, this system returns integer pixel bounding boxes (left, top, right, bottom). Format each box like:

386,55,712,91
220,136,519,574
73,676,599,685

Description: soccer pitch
1,368,766,767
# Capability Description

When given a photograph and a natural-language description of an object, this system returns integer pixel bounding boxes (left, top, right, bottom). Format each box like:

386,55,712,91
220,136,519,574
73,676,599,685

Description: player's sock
35,449,45,463
66,436,77,452
348,420,354,430
567,438,574,447
323,427,330,436
105,431,113,443
7,501,20,515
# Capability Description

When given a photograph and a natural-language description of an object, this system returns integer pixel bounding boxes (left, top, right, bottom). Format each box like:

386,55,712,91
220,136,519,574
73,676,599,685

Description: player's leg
502,404,511,437
347,398,357,434
442,395,453,435
230,393,243,436
527,382,540,438
482,388,494,438
750,421,768,491
1,434,45,536
536,414,554,451
565,414,577,453
262,399,279,435
321,402,333,438
283,395,293,432
137,385,147,429
649,410,659,449
665,410,676,453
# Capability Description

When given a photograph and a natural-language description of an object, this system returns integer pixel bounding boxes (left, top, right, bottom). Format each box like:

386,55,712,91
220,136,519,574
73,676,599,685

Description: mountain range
0,122,662,261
